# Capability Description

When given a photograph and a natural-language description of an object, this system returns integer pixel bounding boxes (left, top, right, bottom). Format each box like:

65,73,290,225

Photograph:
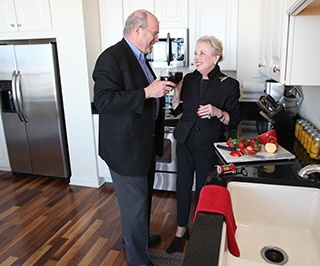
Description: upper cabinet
154,0,188,28
287,0,320,15
258,0,320,86
258,0,287,82
122,0,188,29
99,0,238,71
286,14,320,85
0,0,52,32
188,0,238,71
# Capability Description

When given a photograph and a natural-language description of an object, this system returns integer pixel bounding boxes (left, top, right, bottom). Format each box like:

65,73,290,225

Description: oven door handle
166,32,172,66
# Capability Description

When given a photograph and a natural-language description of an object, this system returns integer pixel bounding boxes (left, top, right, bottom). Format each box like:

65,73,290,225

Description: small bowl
257,129,277,145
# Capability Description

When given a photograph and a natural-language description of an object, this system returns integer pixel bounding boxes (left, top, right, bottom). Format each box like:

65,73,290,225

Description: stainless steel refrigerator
0,39,70,179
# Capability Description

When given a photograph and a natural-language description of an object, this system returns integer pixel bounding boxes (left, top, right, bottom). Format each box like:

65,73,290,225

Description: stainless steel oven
154,126,178,191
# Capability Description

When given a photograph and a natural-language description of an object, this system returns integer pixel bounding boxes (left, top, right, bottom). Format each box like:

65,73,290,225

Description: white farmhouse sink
218,182,320,266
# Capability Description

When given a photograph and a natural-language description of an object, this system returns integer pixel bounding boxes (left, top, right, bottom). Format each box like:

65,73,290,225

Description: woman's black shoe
166,227,190,254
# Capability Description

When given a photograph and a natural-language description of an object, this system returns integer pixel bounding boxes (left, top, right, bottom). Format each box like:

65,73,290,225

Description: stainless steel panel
0,41,70,178
14,43,69,177
156,128,177,172
0,45,32,173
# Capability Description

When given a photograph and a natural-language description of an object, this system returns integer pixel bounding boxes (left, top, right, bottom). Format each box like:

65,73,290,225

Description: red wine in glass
160,68,183,84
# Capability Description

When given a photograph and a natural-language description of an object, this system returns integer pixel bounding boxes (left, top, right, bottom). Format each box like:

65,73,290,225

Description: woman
166,36,240,254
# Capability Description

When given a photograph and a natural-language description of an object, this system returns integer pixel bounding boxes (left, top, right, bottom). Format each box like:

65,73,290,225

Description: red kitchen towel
193,185,240,257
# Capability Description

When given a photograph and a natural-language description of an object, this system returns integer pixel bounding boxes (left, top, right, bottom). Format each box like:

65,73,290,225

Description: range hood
287,0,320,15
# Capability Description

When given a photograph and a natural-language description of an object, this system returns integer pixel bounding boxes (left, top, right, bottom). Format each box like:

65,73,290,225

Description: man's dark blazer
93,39,164,176
172,66,240,150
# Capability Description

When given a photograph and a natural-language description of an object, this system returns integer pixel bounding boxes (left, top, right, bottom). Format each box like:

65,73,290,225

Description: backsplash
298,86,320,129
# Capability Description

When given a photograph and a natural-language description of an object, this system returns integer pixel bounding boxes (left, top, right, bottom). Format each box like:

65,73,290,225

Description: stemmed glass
160,65,183,111
160,65,183,85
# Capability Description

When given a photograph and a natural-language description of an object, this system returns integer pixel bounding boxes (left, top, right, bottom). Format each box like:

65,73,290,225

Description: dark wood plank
0,171,195,265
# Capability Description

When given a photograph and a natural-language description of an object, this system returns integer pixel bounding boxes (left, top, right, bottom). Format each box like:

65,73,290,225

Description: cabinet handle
258,63,265,68
17,23,21,27
10,24,15,27
273,66,280,73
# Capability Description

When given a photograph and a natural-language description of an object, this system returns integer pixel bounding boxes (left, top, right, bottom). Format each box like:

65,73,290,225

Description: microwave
147,28,189,68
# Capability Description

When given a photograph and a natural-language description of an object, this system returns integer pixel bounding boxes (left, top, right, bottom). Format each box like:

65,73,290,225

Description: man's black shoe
148,233,161,247
122,233,161,249
138,261,154,266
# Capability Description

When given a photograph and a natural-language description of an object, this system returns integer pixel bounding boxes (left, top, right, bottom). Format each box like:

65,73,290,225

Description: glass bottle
310,133,320,160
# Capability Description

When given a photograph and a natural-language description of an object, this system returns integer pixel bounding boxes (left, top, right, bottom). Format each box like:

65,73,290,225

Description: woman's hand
170,78,183,109
197,104,223,120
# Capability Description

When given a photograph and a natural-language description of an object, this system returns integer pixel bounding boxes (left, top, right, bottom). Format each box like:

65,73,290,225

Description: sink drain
261,246,288,265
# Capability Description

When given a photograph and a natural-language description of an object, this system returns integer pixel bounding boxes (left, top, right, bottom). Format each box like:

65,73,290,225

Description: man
93,10,176,266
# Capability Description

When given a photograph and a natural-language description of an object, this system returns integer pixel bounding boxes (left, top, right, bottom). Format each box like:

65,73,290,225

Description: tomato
267,135,278,143
230,151,243,157
238,142,244,149
245,145,257,154
226,137,239,149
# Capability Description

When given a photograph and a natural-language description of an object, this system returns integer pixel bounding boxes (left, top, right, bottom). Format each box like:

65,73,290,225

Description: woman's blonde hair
197,35,224,62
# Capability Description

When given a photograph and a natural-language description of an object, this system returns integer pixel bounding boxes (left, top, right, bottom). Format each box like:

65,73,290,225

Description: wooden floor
0,171,195,265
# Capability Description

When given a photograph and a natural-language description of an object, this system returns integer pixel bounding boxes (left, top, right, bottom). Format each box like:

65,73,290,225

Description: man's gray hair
123,10,149,36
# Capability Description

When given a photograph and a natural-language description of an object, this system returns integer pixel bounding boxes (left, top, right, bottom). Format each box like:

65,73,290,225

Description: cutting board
214,142,295,164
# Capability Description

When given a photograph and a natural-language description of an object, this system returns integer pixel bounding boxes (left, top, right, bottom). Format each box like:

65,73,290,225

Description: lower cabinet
93,115,112,183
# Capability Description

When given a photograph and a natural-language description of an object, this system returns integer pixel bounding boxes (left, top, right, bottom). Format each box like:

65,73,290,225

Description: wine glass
160,65,183,84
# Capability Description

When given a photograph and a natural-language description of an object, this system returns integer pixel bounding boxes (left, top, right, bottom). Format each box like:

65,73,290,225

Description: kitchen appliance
256,94,296,151
278,86,303,117
264,79,285,101
146,28,189,68
154,126,177,191
0,39,70,179
154,125,197,191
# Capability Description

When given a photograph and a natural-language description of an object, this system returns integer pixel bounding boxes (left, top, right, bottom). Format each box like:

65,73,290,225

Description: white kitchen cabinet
122,0,188,29
99,0,238,71
188,0,238,71
0,0,52,32
258,0,287,81
286,0,317,15
154,0,188,28
93,115,112,183
258,0,320,85
286,15,320,85
98,0,123,50
122,0,155,21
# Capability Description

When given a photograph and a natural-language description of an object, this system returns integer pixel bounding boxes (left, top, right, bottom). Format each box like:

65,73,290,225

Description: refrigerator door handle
11,71,24,122
15,71,28,122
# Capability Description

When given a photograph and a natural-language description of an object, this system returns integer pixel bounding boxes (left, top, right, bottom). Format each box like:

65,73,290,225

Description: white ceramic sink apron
218,182,320,266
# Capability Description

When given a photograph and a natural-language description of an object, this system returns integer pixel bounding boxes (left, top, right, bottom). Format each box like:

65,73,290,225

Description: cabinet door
258,0,288,82
286,15,320,85
123,0,155,20
268,0,287,82
14,0,52,32
99,0,124,50
93,115,112,182
0,0,17,32
258,0,271,76
189,0,238,70
154,0,188,28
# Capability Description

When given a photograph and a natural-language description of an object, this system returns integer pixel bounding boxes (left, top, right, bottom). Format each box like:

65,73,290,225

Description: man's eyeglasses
140,26,159,39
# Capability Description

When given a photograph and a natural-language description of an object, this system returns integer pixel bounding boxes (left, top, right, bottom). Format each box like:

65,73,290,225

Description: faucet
298,164,320,179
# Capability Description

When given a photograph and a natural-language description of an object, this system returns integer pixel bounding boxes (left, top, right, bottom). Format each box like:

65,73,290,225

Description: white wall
50,0,102,187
